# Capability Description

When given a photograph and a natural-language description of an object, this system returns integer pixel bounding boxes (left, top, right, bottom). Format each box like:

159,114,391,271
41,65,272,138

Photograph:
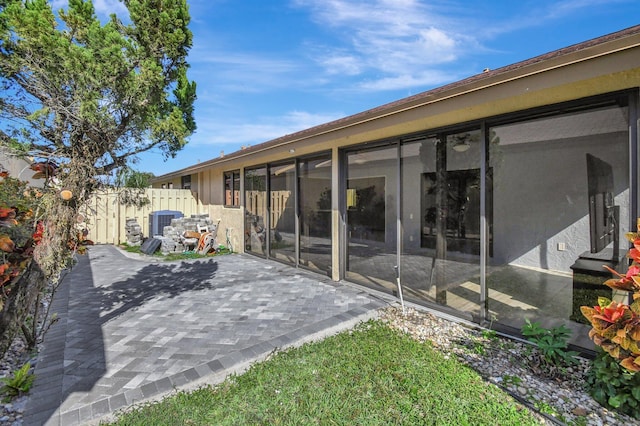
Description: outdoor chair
197,220,220,255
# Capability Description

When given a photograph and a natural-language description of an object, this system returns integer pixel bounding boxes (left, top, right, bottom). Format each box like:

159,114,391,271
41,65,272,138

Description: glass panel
233,172,240,206
181,175,191,190
224,171,232,206
400,131,482,319
346,145,397,291
269,162,296,263
299,155,332,275
244,167,267,256
488,103,629,348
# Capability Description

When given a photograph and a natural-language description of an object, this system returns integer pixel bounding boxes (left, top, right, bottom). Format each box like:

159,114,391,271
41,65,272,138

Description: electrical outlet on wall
557,242,566,251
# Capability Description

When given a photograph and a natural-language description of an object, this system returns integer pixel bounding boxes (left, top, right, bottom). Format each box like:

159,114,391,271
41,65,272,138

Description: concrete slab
24,245,389,425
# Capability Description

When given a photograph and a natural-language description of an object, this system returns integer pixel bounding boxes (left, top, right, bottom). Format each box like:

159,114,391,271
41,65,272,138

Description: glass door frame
339,125,488,322
245,151,335,272
267,159,299,266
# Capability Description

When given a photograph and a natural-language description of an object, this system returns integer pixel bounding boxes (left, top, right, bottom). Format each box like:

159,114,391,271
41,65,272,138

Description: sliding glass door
398,131,482,318
244,166,267,256
269,162,297,264
342,130,482,319
487,100,630,345
298,155,332,275
345,145,398,291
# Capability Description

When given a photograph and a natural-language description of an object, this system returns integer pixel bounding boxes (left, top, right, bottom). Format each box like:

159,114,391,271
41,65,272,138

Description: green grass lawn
107,321,541,425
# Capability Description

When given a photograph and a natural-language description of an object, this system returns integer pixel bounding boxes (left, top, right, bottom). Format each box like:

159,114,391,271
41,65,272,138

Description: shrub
521,319,578,368
0,362,35,401
580,217,640,419
581,218,640,373
587,350,640,419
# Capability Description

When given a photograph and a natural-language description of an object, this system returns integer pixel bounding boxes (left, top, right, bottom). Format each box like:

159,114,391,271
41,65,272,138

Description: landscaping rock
379,305,640,426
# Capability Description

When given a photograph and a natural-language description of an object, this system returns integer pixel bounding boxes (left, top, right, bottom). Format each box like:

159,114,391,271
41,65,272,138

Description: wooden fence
83,188,199,244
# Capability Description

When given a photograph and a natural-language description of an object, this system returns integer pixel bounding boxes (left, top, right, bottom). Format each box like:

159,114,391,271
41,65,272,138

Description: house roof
153,24,640,181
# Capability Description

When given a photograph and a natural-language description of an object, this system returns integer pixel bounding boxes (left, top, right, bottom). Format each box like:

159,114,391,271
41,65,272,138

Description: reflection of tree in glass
305,187,331,237
245,170,266,191
348,186,386,242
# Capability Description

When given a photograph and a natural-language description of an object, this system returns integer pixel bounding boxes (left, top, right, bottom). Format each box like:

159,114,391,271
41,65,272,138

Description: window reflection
488,103,629,347
400,131,482,318
269,162,296,263
346,146,397,288
244,167,267,255
299,155,332,274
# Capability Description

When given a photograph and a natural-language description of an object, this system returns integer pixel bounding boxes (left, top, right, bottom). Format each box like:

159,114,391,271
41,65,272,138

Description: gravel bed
0,336,34,425
379,305,639,426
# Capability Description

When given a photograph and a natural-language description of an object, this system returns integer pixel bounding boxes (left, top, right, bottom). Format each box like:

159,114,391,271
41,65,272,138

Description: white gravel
379,305,639,426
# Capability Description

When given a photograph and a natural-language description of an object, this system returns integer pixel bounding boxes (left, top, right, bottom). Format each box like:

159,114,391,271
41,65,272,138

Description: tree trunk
435,137,448,304
0,260,46,357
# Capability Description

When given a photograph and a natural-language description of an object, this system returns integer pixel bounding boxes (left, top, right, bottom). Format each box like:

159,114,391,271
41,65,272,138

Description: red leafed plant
581,218,640,373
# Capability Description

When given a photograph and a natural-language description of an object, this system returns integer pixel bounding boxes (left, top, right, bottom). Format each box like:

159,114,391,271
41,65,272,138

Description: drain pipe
394,265,406,316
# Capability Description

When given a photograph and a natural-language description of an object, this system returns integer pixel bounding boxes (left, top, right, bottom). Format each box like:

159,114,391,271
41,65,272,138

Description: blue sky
86,0,639,175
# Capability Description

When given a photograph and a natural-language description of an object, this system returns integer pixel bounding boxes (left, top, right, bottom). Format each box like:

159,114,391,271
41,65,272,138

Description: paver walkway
24,245,389,425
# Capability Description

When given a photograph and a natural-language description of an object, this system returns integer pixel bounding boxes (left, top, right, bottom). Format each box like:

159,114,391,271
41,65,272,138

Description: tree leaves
0,0,197,173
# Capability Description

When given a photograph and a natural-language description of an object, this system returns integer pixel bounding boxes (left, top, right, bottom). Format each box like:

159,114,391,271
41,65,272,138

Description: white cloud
320,54,362,76
293,0,477,91
358,70,455,91
479,0,636,39
187,36,308,92
49,0,127,18
293,0,635,92
91,0,128,16
189,110,345,146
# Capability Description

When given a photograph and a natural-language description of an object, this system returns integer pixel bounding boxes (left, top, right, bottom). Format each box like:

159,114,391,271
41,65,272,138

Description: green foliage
0,0,196,169
473,340,486,355
580,218,640,373
115,166,155,189
502,374,522,386
1,0,196,358
587,350,640,419
0,362,35,400
533,400,561,418
521,319,578,367
0,174,38,248
482,329,498,340
108,321,540,425
113,166,155,207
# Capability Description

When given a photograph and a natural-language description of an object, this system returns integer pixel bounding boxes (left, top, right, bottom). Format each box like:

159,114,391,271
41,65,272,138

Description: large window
236,92,636,353
269,162,296,264
346,145,398,289
224,170,240,207
487,100,630,346
243,155,333,273
181,174,191,190
244,167,267,255
400,131,482,319
298,155,332,275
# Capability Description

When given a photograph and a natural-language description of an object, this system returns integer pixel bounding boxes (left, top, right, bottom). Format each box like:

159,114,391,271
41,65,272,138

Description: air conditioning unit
149,210,183,237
